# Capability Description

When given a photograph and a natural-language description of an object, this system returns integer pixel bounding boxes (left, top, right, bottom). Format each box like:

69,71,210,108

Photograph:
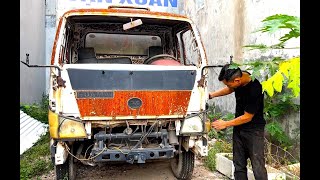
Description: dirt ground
38,158,228,180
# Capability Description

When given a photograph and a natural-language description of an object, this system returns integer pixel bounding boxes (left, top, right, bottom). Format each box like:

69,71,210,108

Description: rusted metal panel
50,18,64,65
76,90,191,117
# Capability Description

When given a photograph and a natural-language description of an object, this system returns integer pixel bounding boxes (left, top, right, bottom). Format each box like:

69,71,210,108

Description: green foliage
239,14,300,98
256,14,300,47
266,121,292,149
20,132,53,179
205,140,232,171
263,91,299,150
206,105,219,120
244,14,300,51
243,44,268,52
234,56,300,98
228,62,241,69
261,57,300,97
207,112,222,122
221,113,235,121
20,93,49,124
207,109,234,142
20,93,52,179
207,105,235,123
208,128,233,142
240,14,300,150
264,93,300,121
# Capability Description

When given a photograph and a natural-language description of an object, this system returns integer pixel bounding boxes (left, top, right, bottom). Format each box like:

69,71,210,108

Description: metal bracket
21,53,62,76
198,55,233,87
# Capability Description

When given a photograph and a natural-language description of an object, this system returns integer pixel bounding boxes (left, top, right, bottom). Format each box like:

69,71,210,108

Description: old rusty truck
21,3,214,180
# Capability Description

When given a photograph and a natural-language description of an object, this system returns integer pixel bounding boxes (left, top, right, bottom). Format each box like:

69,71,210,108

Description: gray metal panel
20,110,48,155
67,69,197,90
76,91,114,98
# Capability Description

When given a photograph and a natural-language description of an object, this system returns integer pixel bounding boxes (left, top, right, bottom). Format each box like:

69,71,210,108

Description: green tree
231,14,300,149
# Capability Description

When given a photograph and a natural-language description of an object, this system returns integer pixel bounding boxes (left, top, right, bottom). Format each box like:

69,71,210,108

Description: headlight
180,116,203,133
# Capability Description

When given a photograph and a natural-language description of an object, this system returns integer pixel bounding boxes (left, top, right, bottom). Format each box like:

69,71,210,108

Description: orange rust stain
51,16,64,65
76,91,191,117
201,41,208,65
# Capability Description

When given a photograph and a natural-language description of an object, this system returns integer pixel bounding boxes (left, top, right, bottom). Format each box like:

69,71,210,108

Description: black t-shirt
234,77,266,131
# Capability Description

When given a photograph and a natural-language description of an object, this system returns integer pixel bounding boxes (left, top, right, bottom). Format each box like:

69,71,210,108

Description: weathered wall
180,0,300,139
179,0,238,113
45,0,57,94
20,0,46,104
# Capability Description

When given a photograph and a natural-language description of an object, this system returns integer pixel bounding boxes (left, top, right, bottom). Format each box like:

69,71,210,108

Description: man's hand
211,119,228,130
208,93,213,99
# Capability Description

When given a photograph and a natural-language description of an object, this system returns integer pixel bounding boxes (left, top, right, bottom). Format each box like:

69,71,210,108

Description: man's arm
211,111,254,130
209,87,234,99
225,111,254,127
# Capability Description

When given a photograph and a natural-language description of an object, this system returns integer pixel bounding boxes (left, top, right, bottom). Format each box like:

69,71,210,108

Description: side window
60,23,73,64
58,27,66,64
181,30,201,66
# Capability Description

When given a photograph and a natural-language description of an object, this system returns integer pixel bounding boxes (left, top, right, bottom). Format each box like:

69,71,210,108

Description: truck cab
23,5,211,180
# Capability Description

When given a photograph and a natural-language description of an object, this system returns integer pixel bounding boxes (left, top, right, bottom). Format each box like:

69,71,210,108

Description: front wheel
170,150,195,180
55,145,77,180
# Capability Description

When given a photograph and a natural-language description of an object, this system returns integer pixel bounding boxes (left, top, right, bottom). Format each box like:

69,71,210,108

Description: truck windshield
85,33,162,56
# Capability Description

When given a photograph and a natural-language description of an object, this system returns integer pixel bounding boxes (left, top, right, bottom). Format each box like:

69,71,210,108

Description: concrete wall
45,0,57,94
180,0,300,139
20,0,46,104
179,0,239,113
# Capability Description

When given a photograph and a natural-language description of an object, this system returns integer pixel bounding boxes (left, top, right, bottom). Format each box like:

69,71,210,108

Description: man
209,64,268,180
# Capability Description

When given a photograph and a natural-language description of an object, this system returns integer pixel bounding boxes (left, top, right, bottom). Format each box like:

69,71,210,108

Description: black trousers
233,128,268,180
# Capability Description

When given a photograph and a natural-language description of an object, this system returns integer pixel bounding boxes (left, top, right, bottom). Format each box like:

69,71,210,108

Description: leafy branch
229,14,300,98
244,14,300,51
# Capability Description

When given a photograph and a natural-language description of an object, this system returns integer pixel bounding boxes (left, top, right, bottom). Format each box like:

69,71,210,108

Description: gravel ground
37,158,228,180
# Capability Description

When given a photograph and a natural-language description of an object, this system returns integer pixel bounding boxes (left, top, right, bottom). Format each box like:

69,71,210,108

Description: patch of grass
20,93,49,124
20,94,52,179
20,132,53,179
204,140,232,171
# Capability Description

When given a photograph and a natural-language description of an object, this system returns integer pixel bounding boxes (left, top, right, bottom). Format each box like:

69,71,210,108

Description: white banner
56,0,181,19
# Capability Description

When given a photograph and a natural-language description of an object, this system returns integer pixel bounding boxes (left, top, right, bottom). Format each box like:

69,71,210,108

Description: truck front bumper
91,147,175,164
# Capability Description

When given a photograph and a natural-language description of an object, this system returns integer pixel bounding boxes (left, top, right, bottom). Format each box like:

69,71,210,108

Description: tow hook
126,153,147,164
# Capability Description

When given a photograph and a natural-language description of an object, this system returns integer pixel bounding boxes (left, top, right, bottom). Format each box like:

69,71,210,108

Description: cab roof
60,7,191,24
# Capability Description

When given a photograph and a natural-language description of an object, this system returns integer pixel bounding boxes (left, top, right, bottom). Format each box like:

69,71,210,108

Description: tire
55,145,77,180
170,150,195,180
